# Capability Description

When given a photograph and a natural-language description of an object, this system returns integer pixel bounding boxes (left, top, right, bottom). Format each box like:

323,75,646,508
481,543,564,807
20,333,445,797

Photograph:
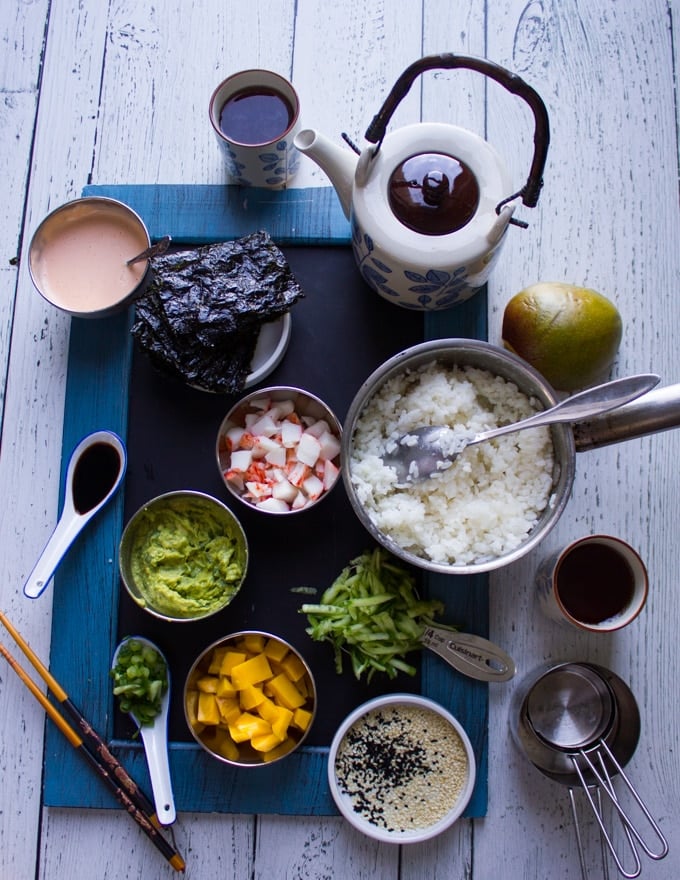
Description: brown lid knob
388,152,480,235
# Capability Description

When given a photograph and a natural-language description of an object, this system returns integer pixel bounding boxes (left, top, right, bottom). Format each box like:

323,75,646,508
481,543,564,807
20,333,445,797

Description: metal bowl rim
28,196,151,318
341,338,577,575
216,384,343,516
119,489,249,622
182,629,317,767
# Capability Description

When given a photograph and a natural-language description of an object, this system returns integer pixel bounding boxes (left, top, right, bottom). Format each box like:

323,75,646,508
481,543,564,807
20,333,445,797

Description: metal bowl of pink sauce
28,196,151,318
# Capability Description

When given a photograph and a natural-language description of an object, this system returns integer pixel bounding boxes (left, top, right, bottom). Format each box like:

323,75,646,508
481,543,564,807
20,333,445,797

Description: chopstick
0,614,185,873
0,611,160,825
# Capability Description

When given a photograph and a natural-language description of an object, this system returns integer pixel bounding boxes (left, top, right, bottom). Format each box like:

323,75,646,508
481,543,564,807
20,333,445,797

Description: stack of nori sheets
131,230,303,394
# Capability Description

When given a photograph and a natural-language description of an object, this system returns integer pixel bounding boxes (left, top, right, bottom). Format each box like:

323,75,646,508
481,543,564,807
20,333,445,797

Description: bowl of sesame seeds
327,693,476,843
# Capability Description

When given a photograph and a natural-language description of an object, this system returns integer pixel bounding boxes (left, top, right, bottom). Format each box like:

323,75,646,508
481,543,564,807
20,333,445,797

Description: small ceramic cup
209,69,301,189
536,534,648,632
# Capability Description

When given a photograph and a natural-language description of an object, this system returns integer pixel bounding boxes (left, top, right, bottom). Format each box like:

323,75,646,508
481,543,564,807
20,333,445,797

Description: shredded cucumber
111,639,168,726
300,547,445,682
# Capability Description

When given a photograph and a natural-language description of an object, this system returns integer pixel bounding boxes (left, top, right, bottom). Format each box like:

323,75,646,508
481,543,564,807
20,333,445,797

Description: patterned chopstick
0,616,185,872
0,611,160,825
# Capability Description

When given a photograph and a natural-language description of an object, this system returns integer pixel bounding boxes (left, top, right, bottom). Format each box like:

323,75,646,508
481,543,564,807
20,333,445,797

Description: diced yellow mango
292,707,313,732
190,638,315,761
219,650,247,676
263,638,289,663
196,675,219,694
216,696,241,725
185,689,200,727
227,722,253,743
279,653,307,682
256,694,280,723
230,652,273,689
271,706,294,742
208,647,228,674
251,732,284,753
215,676,237,698
262,738,296,763
267,673,306,710
229,712,272,742
239,685,265,711
242,633,266,654
197,692,220,725
209,728,240,762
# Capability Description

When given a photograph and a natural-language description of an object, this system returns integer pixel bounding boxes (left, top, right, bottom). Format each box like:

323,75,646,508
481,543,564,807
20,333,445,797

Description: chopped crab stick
224,398,341,511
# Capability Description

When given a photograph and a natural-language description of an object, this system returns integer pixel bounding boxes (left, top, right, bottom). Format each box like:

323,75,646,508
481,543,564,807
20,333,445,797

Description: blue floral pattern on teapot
351,216,501,310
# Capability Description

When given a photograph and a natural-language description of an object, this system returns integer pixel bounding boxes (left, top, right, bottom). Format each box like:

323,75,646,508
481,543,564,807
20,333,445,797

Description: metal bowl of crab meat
216,385,342,514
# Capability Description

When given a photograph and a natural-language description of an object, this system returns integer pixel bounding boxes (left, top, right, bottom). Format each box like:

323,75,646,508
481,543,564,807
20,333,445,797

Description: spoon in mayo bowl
126,234,172,266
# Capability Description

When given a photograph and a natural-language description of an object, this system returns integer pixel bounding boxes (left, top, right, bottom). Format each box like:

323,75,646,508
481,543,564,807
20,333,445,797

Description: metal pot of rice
341,338,680,575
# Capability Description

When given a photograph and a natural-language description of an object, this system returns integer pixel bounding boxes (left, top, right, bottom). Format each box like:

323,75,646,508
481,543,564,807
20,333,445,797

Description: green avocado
129,498,245,618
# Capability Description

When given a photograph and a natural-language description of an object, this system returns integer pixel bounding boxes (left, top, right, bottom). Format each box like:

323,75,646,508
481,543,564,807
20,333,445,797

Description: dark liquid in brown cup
219,87,294,145
556,542,636,624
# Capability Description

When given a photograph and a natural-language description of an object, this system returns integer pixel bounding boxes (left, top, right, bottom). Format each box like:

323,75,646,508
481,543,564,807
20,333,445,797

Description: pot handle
364,53,550,208
574,384,680,451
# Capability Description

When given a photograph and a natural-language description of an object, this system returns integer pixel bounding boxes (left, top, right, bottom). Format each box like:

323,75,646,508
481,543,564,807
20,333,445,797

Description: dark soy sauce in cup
219,87,294,145
557,542,635,624
72,442,122,514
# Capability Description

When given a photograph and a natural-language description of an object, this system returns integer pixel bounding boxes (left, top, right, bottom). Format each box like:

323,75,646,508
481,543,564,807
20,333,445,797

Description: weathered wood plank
81,183,352,243
480,0,680,875
0,4,73,880
0,0,678,877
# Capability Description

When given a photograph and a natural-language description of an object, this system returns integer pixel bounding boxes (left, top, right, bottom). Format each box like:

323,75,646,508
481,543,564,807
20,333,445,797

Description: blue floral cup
209,69,301,189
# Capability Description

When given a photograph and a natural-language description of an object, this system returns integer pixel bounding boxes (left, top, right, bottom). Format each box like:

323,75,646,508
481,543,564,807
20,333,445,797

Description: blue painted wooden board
44,184,489,817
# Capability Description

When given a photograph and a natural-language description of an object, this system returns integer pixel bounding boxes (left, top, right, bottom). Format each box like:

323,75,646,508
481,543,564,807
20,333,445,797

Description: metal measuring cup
510,662,668,879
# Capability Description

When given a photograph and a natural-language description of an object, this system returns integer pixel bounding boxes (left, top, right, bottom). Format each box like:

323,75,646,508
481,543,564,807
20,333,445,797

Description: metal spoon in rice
383,373,659,486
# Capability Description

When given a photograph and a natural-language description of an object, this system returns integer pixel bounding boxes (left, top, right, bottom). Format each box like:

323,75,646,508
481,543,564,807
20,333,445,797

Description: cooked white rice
349,361,555,565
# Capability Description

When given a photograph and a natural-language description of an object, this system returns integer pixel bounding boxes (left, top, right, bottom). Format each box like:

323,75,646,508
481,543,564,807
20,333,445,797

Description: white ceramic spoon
23,430,126,598
112,636,176,826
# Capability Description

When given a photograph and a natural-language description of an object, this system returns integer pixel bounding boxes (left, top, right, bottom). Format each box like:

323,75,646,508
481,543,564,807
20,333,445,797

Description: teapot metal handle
365,53,550,209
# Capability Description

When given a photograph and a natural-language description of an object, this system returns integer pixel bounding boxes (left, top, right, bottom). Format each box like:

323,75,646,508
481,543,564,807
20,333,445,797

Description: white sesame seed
334,704,469,832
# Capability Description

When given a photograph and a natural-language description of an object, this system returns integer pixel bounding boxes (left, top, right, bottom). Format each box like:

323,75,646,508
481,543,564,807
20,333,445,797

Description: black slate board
116,245,425,745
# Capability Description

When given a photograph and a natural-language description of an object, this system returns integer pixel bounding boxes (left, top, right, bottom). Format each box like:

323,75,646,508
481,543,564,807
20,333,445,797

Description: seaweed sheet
131,230,304,394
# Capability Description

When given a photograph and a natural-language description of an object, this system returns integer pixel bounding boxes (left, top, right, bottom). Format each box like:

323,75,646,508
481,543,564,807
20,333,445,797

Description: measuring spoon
384,373,659,485
420,624,516,682
23,430,126,599
112,636,176,825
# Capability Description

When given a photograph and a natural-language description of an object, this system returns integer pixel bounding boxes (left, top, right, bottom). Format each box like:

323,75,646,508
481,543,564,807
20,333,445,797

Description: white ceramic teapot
294,54,550,310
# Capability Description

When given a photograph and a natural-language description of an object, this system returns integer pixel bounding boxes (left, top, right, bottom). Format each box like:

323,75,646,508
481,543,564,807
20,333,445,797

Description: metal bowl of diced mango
183,630,317,766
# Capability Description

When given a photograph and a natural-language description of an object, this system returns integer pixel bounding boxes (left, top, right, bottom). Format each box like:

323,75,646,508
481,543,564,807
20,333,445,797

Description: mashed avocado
128,496,246,618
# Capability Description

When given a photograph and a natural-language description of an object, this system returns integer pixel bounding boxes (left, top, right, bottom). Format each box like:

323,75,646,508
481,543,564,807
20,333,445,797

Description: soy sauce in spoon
23,430,127,599
72,441,123,514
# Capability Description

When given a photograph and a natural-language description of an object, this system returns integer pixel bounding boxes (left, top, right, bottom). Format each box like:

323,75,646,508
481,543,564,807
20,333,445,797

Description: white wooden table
1,2,678,877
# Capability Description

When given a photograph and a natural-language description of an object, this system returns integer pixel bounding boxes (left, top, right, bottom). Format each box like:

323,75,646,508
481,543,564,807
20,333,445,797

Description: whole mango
501,282,623,391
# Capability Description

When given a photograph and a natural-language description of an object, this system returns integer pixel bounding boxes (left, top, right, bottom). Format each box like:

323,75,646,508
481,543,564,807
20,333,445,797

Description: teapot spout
293,129,357,219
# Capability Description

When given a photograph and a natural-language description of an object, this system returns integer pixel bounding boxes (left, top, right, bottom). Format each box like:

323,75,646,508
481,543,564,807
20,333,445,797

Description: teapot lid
388,152,480,236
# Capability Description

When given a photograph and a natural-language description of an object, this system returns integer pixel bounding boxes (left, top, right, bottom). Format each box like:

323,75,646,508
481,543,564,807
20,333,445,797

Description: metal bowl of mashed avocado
119,490,249,622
